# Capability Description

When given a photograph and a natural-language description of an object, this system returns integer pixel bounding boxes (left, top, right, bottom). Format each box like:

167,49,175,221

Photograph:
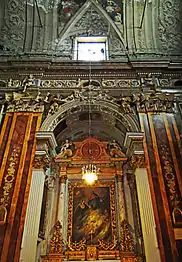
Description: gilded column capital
129,155,145,170
33,155,50,170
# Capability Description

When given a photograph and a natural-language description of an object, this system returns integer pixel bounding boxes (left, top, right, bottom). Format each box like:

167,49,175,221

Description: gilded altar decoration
86,245,97,261
120,220,134,252
98,235,117,250
49,221,63,254
67,182,117,250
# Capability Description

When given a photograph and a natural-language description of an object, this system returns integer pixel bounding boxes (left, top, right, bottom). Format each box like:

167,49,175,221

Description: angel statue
108,140,125,158
56,140,74,159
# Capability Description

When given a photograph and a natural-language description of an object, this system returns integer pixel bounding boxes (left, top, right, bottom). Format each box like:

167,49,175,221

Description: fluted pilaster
135,168,161,262
20,169,45,262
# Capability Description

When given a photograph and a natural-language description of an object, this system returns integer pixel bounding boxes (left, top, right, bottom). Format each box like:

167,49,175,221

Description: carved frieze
1,76,181,91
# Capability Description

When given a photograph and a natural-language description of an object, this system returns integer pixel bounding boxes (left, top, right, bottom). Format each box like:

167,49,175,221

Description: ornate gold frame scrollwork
67,181,117,252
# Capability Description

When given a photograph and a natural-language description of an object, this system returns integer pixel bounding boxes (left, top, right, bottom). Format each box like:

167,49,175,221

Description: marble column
20,169,45,262
57,163,68,244
57,175,67,226
135,167,161,262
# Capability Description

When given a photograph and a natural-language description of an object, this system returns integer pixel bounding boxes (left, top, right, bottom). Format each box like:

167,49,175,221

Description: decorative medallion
82,141,101,160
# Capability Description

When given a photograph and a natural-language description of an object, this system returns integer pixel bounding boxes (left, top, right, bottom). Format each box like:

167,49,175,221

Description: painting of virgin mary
72,187,112,245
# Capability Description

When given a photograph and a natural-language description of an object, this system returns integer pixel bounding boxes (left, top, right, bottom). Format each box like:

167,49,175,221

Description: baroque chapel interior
0,1,182,262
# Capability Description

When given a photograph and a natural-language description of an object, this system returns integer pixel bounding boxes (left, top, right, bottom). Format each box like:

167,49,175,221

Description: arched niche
40,99,140,146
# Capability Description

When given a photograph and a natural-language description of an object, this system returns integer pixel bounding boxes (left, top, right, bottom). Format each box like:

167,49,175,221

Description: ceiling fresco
57,0,123,24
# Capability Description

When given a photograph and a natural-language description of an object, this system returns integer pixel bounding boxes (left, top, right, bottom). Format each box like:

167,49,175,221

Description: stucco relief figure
141,73,159,89
108,140,125,157
56,140,74,159
22,74,35,92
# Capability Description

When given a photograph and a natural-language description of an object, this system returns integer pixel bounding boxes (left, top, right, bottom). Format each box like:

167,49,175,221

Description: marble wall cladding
0,112,41,262
139,113,182,262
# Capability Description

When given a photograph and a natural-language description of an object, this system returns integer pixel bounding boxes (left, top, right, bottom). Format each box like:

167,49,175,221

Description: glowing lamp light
82,164,99,184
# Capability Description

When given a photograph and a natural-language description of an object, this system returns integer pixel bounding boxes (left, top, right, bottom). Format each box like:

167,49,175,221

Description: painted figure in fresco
73,188,111,245
105,0,122,23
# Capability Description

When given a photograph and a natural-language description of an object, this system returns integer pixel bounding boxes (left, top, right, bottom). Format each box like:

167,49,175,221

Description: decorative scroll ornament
68,236,86,251
0,146,21,207
98,235,117,250
33,155,50,170
120,220,134,252
160,145,180,207
5,91,44,112
49,221,63,254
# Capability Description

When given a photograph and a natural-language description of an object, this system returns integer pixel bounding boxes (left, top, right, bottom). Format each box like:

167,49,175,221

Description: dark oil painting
72,186,112,245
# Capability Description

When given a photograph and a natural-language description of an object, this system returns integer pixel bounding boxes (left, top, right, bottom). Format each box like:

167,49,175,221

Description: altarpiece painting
68,182,116,248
